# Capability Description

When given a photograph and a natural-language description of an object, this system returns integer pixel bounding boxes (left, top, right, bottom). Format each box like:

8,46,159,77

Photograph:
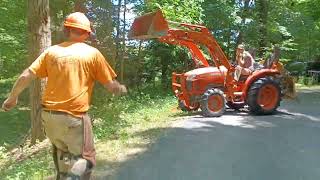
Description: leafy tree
0,0,27,78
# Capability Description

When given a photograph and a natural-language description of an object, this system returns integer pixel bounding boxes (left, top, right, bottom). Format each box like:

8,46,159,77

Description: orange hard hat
64,12,92,32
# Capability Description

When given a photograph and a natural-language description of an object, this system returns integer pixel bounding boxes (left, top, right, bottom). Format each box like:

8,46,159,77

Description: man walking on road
2,12,126,179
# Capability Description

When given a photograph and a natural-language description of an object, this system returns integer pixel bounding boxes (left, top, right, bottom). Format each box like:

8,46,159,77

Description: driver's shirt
239,51,254,69
29,41,117,117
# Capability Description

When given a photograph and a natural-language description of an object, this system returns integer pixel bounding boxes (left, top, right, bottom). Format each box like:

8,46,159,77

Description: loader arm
160,25,232,71
159,36,209,67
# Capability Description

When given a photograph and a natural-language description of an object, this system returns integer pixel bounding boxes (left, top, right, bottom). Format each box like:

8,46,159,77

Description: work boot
71,159,88,176
44,175,56,180
60,173,80,180
81,171,93,180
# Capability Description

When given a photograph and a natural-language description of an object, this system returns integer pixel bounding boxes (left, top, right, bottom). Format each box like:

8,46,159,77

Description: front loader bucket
282,75,297,99
128,10,169,40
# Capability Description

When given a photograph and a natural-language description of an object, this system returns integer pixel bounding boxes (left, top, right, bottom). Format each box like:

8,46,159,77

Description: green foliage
137,0,204,23
50,0,75,44
285,61,307,75
0,0,27,78
201,0,320,61
202,0,243,58
298,76,320,86
0,150,53,179
90,84,176,139
0,78,30,148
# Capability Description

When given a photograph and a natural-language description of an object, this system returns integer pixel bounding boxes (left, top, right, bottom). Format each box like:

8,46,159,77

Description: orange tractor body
129,10,295,117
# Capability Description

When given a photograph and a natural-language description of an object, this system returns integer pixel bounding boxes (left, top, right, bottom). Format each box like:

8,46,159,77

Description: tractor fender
242,69,280,100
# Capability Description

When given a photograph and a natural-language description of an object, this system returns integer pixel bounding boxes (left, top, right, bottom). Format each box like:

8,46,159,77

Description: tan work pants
41,110,96,179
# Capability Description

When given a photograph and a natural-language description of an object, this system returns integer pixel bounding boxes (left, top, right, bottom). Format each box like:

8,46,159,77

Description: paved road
109,88,320,180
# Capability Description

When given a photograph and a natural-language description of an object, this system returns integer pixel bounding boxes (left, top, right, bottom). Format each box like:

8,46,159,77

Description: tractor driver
235,44,255,76
2,12,127,179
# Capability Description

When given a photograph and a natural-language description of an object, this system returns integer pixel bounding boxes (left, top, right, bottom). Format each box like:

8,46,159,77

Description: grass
0,108,30,147
90,85,181,177
0,150,52,180
94,95,179,177
0,80,180,179
0,78,30,148
296,83,320,90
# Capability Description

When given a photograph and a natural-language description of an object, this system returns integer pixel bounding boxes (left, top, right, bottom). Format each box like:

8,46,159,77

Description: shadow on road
97,89,320,180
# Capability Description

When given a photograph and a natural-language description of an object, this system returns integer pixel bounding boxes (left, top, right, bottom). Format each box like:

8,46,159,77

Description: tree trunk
27,0,51,144
75,0,87,13
257,0,268,57
161,58,168,89
120,0,127,83
115,0,122,63
136,41,143,91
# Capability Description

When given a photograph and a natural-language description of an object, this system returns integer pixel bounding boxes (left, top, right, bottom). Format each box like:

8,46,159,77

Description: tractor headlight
186,74,197,81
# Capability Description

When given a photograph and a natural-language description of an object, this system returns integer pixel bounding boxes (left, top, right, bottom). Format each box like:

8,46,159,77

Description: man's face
237,48,244,55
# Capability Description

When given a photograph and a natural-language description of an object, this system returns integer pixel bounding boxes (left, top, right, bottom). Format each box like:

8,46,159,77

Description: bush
298,76,319,86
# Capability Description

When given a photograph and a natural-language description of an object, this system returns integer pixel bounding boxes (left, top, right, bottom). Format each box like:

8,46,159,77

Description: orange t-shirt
29,42,117,117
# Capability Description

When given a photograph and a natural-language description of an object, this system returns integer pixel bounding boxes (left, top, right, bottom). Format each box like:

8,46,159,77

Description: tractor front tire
247,77,281,115
200,88,226,117
178,100,200,112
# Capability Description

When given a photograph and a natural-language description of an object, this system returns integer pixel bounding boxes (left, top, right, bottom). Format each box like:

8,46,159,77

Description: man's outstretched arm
103,80,127,95
2,69,36,111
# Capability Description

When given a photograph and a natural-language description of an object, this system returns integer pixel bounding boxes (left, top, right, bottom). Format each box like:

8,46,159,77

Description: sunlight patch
279,109,320,122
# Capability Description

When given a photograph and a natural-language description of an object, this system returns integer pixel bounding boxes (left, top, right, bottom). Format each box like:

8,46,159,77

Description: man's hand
1,69,36,112
2,96,18,111
104,80,127,95
115,84,127,95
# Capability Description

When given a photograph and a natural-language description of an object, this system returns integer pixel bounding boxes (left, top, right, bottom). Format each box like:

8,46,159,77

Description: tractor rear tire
200,88,226,117
247,77,281,115
178,100,200,112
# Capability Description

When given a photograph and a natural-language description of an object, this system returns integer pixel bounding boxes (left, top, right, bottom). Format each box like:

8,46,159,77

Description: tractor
128,10,296,117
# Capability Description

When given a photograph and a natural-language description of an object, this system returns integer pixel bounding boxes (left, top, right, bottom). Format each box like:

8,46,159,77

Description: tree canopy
0,0,319,85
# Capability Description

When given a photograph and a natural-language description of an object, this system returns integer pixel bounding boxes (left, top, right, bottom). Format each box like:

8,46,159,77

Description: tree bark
257,0,268,57
115,0,122,64
120,0,127,83
75,0,87,13
161,58,169,89
27,0,51,144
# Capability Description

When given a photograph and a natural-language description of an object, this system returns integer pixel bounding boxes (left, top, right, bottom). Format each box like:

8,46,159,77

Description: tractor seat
238,75,250,82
